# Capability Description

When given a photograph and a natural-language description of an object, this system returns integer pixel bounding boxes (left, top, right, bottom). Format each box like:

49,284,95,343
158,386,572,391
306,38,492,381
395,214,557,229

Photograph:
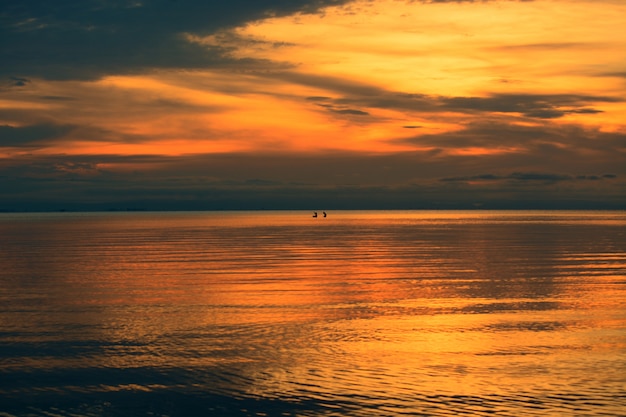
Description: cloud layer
1,0,625,210
1,0,353,80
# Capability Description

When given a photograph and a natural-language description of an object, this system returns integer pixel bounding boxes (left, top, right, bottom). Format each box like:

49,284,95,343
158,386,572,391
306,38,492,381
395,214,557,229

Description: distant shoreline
1,207,624,214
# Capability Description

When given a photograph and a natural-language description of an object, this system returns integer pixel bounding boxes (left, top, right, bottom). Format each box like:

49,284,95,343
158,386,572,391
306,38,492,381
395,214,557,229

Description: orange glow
238,0,626,96
0,100,52,110
52,140,250,156
1,0,624,162
446,147,524,156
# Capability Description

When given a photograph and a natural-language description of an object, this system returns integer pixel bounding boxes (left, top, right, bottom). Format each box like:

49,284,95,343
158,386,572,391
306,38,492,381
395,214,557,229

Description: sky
1,0,625,211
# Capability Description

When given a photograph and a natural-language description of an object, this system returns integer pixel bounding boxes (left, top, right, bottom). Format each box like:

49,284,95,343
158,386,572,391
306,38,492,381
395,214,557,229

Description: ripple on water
1,211,625,416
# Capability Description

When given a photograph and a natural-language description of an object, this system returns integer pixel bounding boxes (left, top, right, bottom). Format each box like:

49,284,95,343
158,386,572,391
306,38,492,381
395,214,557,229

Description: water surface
1,210,625,416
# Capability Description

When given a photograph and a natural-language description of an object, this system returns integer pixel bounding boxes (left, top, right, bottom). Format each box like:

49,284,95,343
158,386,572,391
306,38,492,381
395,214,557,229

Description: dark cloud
568,108,603,114
1,150,624,211
441,174,502,182
305,91,371,116
9,76,30,87
510,172,572,182
0,120,162,148
596,72,626,79
331,108,369,116
440,172,618,183
1,0,352,80
395,121,626,177
39,95,77,101
0,77,31,91
0,123,75,147
440,94,617,119
294,76,620,120
400,121,536,148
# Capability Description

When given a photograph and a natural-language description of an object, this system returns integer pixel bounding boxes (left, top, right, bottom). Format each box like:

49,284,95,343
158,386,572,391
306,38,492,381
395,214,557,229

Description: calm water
0,210,625,416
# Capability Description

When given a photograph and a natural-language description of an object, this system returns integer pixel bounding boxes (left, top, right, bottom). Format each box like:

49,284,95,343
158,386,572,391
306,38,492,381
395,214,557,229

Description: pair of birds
312,211,327,218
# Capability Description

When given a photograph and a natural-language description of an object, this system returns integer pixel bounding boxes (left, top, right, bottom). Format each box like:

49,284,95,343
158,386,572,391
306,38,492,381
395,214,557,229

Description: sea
0,210,624,417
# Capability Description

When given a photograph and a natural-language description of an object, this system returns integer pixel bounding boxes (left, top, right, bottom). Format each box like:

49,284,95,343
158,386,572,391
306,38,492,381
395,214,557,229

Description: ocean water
0,210,625,417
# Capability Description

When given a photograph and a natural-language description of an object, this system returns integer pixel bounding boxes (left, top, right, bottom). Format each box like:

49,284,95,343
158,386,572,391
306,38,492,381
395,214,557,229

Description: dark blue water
1,211,625,416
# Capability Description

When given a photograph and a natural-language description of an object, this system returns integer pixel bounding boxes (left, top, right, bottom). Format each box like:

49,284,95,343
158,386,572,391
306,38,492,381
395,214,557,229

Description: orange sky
1,0,625,210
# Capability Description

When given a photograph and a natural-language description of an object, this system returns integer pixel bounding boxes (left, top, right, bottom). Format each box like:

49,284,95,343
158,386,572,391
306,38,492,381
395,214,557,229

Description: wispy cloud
440,172,619,183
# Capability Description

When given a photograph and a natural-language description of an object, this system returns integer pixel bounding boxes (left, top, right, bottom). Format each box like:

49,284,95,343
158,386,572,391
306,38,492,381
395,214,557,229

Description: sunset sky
1,0,625,210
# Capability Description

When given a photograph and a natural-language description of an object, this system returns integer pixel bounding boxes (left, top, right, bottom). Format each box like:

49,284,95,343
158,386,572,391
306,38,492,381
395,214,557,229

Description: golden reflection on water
0,211,625,416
